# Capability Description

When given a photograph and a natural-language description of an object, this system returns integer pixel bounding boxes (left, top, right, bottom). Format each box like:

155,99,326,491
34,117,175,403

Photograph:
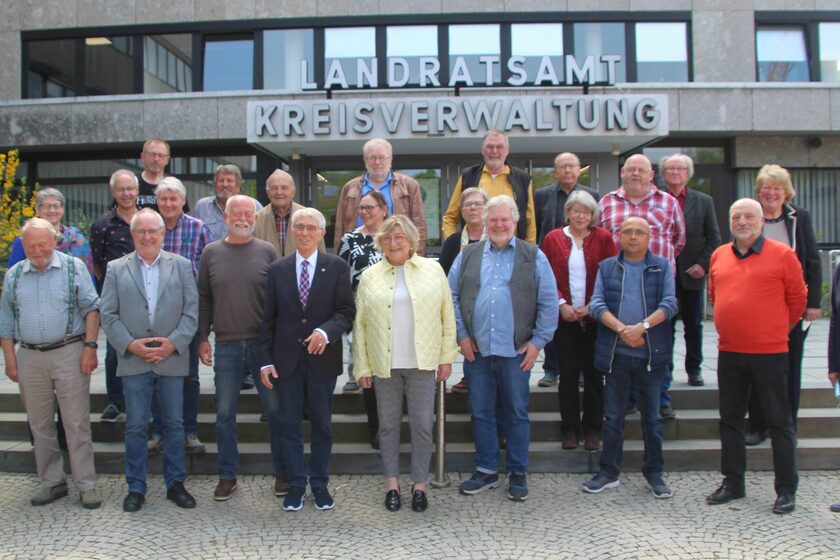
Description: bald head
620,154,655,199
266,169,296,214
619,216,651,260
730,198,764,250
554,152,582,191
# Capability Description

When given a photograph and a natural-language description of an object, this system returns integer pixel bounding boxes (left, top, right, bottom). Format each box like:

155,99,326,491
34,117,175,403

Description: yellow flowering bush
1,149,38,276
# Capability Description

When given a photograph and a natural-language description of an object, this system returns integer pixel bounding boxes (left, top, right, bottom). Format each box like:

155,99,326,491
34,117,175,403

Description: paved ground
0,470,838,560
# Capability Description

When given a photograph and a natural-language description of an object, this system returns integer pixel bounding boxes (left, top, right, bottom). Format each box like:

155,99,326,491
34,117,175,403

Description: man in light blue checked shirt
449,195,559,503
0,218,102,509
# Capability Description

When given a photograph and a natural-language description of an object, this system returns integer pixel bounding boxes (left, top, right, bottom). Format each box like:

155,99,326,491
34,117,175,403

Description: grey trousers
17,342,97,491
374,368,436,483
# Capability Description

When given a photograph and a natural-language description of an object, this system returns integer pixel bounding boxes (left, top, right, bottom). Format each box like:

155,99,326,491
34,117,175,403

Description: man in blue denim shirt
196,195,284,501
449,195,558,502
583,217,678,499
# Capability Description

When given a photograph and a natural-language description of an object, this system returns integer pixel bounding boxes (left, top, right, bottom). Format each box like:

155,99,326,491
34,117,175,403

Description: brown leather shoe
214,479,238,501
584,434,601,451
562,432,578,450
451,378,469,393
274,474,290,497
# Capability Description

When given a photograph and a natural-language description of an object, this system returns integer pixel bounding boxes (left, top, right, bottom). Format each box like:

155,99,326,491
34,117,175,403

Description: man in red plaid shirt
597,153,686,419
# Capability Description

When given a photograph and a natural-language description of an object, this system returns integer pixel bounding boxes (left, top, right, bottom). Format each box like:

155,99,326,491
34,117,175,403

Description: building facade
2,1,840,251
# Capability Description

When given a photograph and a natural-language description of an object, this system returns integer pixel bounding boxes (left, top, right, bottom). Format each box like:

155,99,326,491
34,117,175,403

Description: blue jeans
628,364,672,409
542,338,559,379
151,334,199,438
599,354,665,482
465,353,531,473
214,339,261,480
123,372,186,494
262,357,333,488
104,341,124,408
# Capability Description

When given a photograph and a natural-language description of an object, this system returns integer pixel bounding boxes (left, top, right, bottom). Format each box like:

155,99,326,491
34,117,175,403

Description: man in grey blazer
100,208,199,513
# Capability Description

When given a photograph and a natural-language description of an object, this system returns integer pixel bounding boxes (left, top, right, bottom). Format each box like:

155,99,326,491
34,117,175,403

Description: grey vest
457,239,538,351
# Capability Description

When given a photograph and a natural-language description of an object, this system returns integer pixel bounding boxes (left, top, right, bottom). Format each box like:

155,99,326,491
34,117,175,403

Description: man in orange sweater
706,198,807,514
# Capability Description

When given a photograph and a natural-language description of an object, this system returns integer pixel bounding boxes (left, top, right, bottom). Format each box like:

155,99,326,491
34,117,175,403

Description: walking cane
430,379,451,488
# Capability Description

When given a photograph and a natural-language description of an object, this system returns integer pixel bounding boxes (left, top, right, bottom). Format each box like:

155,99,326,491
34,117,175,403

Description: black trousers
748,321,808,432
555,320,602,437
717,351,798,495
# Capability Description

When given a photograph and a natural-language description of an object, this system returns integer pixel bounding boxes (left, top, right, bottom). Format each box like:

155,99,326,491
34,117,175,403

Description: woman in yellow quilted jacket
353,215,459,513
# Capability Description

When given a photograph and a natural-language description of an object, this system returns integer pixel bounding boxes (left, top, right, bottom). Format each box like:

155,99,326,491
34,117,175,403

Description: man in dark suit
534,152,601,387
259,207,355,512
660,154,721,387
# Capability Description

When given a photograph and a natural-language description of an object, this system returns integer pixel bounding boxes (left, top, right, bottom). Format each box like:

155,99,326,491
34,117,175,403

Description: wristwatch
83,341,99,349
642,321,651,331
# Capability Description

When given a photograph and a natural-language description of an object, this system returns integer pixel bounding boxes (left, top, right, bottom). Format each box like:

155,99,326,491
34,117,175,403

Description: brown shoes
451,378,469,393
584,434,601,451
561,432,578,450
214,479,238,501
274,474,290,497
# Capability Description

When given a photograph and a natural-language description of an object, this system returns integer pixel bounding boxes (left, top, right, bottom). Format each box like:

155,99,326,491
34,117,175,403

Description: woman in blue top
7,187,80,267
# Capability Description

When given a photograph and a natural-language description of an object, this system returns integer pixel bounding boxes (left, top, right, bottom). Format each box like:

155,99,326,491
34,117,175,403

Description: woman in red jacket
541,190,617,452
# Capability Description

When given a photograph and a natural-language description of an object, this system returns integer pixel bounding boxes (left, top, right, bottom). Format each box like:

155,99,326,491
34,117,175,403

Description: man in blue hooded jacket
582,216,678,499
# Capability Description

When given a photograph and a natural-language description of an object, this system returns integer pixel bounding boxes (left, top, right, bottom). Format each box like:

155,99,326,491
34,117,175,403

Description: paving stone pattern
0,471,838,560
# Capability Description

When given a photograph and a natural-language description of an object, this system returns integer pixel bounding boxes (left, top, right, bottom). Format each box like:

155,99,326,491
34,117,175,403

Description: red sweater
542,226,617,322
709,238,807,354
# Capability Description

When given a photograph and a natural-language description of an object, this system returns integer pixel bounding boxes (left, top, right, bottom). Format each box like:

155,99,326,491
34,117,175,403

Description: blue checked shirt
163,213,213,281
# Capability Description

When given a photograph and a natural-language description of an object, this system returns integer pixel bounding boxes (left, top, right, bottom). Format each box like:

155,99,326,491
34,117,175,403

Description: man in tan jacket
254,170,324,258
333,138,427,254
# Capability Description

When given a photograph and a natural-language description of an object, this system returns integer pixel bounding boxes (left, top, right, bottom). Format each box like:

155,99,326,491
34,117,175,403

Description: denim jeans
214,339,261,480
599,354,665,482
254,370,286,478
542,338,559,379
465,352,531,473
151,334,199,438
628,364,672,409
104,341,124,408
123,372,186,494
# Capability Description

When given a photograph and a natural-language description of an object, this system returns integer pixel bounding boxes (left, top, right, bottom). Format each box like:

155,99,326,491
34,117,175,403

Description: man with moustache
193,164,263,242
333,138,427,254
260,208,355,511
198,195,281,501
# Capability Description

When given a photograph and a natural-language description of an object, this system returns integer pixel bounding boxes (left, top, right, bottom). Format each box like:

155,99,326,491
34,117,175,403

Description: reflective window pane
819,23,840,82
756,26,809,82
400,168,442,245
636,23,688,82
449,24,501,85
26,39,76,98
203,37,254,91
325,27,376,88
573,23,626,82
386,26,437,86
264,29,314,90
85,36,134,95
511,24,564,85
144,35,193,93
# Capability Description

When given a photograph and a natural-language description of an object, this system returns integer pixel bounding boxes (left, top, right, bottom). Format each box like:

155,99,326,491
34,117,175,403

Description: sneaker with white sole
582,473,620,493
647,476,673,499
147,435,163,455
458,471,500,495
283,486,306,511
185,435,206,455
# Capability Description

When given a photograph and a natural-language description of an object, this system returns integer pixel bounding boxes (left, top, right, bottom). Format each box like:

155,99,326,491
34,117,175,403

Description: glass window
400,168,442,245
756,26,810,82
324,27,376,88
85,36,134,95
26,39,76,98
144,34,193,93
448,24,501,85
386,26,438,86
511,24,564,86
573,23,626,82
264,29,314,91
203,37,254,91
819,23,840,83
636,23,688,82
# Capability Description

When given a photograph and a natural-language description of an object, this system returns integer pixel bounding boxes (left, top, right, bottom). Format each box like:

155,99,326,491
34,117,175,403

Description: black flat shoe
384,489,401,511
773,494,795,514
123,492,145,513
166,481,196,509
411,487,428,512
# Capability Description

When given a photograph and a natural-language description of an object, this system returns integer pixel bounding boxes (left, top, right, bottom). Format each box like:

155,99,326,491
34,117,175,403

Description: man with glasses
333,138,427,254
90,170,140,422
255,169,323,258
259,208,355,512
137,139,170,212
660,154,721,387
597,154,685,419
534,152,601,387
100,209,199,512
443,130,536,244
193,164,263,242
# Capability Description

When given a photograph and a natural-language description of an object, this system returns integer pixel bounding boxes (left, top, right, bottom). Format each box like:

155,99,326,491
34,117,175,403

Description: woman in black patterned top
338,190,388,443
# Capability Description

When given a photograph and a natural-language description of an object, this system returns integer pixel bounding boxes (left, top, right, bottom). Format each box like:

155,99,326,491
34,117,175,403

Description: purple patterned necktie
299,260,310,307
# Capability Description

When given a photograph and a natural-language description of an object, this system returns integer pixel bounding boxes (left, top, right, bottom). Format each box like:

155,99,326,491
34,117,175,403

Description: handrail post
430,379,451,488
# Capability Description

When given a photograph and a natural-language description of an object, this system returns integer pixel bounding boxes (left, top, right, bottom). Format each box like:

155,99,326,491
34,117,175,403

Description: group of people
0,130,833,515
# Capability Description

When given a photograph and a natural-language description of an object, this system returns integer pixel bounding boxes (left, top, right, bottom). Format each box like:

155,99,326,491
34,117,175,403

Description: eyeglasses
38,203,63,211
664,167,688,173
568,208,592,216
463,201,485,208
358,205,380,212
620,228,649,237
143,151,169,159
556,164,580,170
112,186,138,193
365,155,391,162
382,235,408,245
133,228,163,237
293,224,320,233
